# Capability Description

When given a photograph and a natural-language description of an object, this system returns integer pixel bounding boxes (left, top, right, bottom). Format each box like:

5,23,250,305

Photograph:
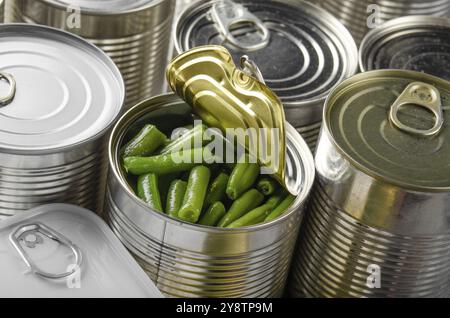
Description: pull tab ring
10,223,83,280
240,55,265,83
209,0,270,52
389,82,444,136
0,72,16,106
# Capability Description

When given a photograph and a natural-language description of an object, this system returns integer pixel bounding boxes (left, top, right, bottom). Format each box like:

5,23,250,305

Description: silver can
11,0,175,108
360,15,450,82
290,70,450,298
309,0,450,45
174,0,358,151
105,94,315,298
0,24,124,218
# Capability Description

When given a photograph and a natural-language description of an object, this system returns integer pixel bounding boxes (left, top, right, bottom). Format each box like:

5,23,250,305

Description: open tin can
290,70,450,298
105,46,315,297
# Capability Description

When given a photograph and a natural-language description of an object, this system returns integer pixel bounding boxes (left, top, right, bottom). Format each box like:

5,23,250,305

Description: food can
106,93,315,297
0,24,124,218
0,204,162,297
309,0,450,45
174,0,358,151
290,70,450,298
360,16,450,82
11,0,175,108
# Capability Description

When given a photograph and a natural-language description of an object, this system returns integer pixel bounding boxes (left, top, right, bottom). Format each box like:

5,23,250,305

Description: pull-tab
0,72,16,106
390,82,444,136
10,223,82,280
209,0,270,52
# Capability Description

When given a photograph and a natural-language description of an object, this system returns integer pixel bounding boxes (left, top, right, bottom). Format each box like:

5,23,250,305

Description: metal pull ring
10,223,82,280
0,72,16,106
389,82,444,136
210,0,270,52
240,55,265,83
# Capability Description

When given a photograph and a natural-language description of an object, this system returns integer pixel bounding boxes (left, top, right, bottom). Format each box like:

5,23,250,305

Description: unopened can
290,70,450,298
309,0,450,45
174,0,358,151
0,24,124,218
11,0,175,108
360,16,450,82
106,94,315,298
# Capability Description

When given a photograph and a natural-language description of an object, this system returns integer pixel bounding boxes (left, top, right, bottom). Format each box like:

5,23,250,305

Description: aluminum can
290,70,450,298
174,0,358,151
106,93,315,297
0,24,124,218
11,0,175,108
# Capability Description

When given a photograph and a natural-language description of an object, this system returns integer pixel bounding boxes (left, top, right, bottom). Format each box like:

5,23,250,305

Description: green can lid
325,70,450,191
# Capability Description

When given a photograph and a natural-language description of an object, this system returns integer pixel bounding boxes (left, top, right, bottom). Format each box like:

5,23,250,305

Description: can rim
109,93,315,233
0,23,125,155
38,0,167,16
173,0,359,108
322,69,450,193
359,15,450,73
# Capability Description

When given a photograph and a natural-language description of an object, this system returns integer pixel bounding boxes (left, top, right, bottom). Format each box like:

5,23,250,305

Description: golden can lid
167,45,297,193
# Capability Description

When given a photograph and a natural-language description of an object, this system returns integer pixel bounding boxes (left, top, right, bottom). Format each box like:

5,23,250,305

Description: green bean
218,189,264,227
122,124,167,158
165,180,187,218
204,172,229,208
227,193,285,228
178,166,211,223
160,124,207,154
158,173,180,210
257,177,279,196
137,173,163,212
264,195,296,222
199,202,226,226
123,148,216,175
226,154,260,200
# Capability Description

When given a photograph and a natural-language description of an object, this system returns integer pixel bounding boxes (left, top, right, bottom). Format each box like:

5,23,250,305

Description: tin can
290,70,450,298
174,0,358,151
0,24,124,218
11,0,175,109
105,93,315,297
360,16,450,83
309,0,450,45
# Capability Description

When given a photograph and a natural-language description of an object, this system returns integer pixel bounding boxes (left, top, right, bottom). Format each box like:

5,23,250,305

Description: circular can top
0,24,124,153
39,0,157,13
360,16,450,82
325,70,450,191
175,0,358,108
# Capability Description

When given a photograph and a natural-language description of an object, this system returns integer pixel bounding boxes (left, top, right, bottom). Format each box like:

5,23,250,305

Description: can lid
325,70,450,191
175,0,358,107
40,0,156,13
360,16,450,82
0,24,124,153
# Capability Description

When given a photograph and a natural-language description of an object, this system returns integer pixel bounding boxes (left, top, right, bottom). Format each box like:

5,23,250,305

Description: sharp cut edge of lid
323,69,450,193
359,15,450,72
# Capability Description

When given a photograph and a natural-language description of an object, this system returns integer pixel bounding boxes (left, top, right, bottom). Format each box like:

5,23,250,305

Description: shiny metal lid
360,16,450,81
0,24,124,153
325,70,450,191
39,0,156,13
174,0,358,107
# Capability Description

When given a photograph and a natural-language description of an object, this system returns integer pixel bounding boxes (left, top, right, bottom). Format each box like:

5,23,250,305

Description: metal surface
174,0,358,143
0,0,4,22
0,204,162,297
4,0,20,23
290,70,450,298
105,94,315,298
360,16,450,83
12,0,175,109
309,0,450,45
0,24,124,216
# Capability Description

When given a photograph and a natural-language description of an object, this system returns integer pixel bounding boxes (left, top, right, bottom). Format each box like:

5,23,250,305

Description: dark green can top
325,70,450,191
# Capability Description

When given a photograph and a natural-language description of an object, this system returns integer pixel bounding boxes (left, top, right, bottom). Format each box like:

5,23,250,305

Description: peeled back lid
0,24,124,153
360,16,450,81
0,204,162,298
326,70,450,191
175,0,358,107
